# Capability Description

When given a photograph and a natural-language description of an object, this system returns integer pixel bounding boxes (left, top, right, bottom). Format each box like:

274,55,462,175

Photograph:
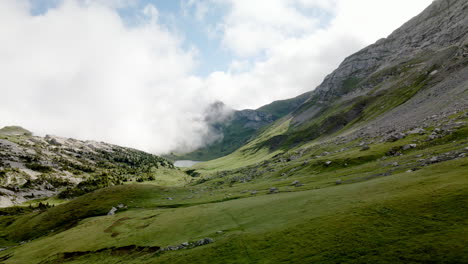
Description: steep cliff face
314,0,467,100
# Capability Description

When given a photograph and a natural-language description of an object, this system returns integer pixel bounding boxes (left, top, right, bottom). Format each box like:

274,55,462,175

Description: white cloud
0,0,433,155
0,0,214,154
201,0,433,109
214,0,320,56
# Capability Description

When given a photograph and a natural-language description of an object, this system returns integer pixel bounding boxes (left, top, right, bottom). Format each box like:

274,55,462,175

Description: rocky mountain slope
190,0,467,183
180,0,467,162
198,0,468,159
0,126,181,207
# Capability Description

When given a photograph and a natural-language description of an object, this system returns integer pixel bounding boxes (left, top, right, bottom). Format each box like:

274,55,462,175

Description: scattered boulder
386,132,406,142
290,180,303,187
402,144,417,150
325,161,332,166
195,238,214,246
159,238,214,252
268,187,279,194
360,145,370,151
335,179,342,185
407,128,425,135
107,207,117,216
291,180,300,186
251,190,257,195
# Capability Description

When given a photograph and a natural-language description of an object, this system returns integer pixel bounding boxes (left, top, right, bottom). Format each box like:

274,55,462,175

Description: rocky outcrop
234,109,275,129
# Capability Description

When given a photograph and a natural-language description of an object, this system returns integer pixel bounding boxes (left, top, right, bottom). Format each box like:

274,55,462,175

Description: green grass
257,91,312,119
192,119,291,172
176,117,260,161
1,118,466,263
0,157,466,263
0,126,32,136
0,50,466,263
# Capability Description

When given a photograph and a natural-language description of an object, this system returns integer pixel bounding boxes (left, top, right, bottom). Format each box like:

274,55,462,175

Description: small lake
174,160,202,168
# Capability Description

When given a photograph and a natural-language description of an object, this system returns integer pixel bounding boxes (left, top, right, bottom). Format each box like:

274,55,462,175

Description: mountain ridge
0,126,185,207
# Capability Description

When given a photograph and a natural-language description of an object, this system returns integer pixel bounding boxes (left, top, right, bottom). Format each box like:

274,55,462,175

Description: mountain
0,127,186,207
1,1,467,263
196,0,468,167
179,0,467,162
176,92,311,161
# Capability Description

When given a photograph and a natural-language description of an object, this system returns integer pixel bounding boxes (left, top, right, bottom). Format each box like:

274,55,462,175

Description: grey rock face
234,109,275,129
314,0,468,100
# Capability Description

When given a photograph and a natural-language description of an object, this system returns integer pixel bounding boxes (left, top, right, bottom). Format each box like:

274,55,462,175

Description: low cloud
0,0,212,153
0,0,432,154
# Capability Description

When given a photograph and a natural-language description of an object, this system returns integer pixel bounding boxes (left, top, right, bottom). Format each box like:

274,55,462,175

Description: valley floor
1,112,467,264
0,135,467,263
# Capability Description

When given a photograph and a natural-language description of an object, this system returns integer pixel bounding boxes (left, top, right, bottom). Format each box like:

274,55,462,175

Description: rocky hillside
194,0,467,172
0,126,177,207
314,0,467,100
179,0,468,163
245,0,468,152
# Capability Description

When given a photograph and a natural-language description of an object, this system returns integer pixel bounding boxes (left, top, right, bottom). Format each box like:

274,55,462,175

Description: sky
0,0,433,154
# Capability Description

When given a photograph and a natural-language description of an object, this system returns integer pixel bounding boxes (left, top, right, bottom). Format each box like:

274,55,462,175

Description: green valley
1,0,467,263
